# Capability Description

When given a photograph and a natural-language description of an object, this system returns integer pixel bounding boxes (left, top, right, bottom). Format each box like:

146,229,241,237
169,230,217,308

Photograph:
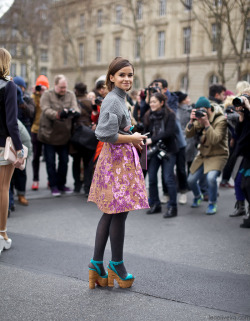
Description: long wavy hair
0,48,11,79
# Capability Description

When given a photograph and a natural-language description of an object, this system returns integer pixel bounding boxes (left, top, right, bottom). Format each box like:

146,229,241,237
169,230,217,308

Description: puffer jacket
185,105,229,174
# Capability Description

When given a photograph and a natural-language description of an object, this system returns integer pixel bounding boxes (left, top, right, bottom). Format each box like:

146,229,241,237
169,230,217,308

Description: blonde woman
0,48,25,254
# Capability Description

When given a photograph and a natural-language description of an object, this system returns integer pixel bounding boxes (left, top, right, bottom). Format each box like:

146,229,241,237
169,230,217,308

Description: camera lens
232,97,243,107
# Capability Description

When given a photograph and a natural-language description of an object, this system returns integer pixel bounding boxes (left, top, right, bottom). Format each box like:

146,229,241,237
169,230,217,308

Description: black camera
95,96,104,105
35,85,42,92
195,108,207,119
144,86,161,96
147,140,169,161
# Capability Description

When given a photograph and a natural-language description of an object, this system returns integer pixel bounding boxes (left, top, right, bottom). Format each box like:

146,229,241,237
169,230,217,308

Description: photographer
38,75,80,196
186,96,228,215
233,90,250,228
144,93,178,218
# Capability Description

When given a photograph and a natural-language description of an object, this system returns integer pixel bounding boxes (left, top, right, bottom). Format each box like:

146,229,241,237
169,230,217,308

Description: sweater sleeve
95,110,119,143
5,81,23,151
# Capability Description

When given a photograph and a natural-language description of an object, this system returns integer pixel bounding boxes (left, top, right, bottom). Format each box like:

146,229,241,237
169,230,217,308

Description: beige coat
185,106,229,174
38,89,79,145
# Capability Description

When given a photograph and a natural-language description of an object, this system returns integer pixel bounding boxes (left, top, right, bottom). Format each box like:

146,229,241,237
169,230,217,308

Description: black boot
229,200,246,217
146,203,162,215
163,206,178,218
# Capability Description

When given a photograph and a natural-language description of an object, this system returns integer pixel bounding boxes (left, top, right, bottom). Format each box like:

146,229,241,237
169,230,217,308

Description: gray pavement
0,158,250,321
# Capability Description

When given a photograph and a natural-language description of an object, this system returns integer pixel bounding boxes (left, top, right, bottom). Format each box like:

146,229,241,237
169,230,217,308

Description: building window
183,27,191,54
245,18,250,50
209,74,219,85
136,1,143,20
184,0,192,10
20,63,27,79
134,76,140,89
96,40,101,62
41,31,49,42
135,35,142,59
212,23,218,52
10,44,17,57
40,49,48,62
158,31,165,57
79,43,84,66
21,45,27,56
242,73,250,83
159,0,166,16
213,0,222,7
97,9,103,27
115,5,122,24
80,14,85,32
10,63,16,77
11,27,18,38
180,74,188,92
115,38,121,57
40,67,47,76
63,45,68,65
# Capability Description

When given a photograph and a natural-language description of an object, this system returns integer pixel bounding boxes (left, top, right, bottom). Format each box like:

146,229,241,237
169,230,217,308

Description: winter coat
185,105,229,174
38,89,79,145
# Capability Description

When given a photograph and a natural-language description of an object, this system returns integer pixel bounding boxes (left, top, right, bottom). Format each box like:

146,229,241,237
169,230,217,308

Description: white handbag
4,137,28,171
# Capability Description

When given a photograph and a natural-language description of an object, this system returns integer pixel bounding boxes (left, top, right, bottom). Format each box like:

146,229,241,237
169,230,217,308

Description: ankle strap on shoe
90,259,103,275
110,260,124,265
0,228,7,233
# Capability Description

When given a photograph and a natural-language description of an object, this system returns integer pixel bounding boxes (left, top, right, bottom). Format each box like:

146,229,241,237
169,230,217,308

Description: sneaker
206,203,217,215
220,182,234,188
160,194,170,204
179,193,187,205
31,181,39,190
191,194,203,208
60,186,73,194
51,187,61,197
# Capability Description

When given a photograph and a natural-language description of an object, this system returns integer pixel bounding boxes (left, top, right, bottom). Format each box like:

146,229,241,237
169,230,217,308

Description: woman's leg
0,164,14,239
109,212,129,278
90,213,113,275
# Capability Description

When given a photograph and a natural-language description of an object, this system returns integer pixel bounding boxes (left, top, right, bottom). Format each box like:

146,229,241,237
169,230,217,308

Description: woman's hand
131,132,147,145
14,157,25,169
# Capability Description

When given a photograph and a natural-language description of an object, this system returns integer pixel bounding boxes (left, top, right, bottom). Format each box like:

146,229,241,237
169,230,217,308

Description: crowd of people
1,49,250,288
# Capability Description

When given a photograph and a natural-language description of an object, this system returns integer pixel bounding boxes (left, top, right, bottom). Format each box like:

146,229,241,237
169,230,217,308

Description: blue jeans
44,144,69,189
187,165,220,203
148,153,177,207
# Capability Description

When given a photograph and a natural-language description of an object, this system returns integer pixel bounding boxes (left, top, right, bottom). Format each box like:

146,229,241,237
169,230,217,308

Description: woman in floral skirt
88,57,149,289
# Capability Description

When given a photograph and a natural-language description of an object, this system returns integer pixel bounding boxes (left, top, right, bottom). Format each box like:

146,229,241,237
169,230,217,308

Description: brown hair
105,57,134,92
0,48,11,79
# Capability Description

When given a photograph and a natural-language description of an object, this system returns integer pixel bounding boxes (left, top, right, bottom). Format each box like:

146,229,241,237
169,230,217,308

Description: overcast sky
0,0,14,18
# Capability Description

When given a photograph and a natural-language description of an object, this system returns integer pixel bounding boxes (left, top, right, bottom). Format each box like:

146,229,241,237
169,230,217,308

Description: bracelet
17,149,24,158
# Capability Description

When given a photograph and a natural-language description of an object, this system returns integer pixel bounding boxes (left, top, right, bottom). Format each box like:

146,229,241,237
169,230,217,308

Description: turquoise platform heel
107,260,135,288
88,259,108,289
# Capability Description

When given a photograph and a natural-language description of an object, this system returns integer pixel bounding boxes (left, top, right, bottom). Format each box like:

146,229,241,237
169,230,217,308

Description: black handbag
70,125,98,150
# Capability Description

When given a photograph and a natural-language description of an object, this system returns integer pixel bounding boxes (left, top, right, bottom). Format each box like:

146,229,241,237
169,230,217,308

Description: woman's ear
110,74,114,83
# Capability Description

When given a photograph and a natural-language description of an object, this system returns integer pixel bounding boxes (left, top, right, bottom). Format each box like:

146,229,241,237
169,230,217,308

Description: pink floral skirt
88,142,149,214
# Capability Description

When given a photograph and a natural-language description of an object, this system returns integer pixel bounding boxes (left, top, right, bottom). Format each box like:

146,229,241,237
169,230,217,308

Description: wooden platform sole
89,269,108,289
108,269,134,288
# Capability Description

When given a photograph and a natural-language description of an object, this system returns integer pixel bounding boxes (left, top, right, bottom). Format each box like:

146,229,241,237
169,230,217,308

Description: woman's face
150,96,164,112
109,66,134,91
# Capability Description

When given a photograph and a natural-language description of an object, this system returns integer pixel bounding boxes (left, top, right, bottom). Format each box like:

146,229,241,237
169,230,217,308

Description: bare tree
180,0,250,84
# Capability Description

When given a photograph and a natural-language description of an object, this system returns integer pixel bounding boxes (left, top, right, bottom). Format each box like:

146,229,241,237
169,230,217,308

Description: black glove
58,109,69,119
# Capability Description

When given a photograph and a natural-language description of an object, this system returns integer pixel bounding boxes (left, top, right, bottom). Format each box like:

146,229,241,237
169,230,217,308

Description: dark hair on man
74,82,87,95
95,80,105,90
209,84,226,98
106,57,134,92
154,78,168,89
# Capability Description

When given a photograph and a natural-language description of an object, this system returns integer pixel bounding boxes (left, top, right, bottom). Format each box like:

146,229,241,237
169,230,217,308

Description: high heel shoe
0,229,12,253
88,259,108,289
107,260,135,288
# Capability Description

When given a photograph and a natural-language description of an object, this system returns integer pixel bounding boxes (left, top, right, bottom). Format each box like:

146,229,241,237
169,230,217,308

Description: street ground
0,158,250,321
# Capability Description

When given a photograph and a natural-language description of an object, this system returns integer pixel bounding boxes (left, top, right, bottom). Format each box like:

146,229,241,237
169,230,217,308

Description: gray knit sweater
95,86,132,143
